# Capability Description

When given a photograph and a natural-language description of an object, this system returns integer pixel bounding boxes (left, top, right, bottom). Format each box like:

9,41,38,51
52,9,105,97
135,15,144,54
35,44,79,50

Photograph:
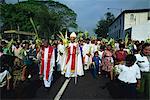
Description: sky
5,0,150,34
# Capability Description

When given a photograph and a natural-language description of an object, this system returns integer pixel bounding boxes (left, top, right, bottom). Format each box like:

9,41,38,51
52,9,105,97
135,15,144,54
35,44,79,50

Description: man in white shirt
82,38,92,70
135,43,150,99
13,43,23,59
57,40,66,73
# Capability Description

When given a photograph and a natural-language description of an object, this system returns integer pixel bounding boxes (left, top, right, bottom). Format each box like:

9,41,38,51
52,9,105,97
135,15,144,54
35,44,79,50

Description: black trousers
119,80,137,98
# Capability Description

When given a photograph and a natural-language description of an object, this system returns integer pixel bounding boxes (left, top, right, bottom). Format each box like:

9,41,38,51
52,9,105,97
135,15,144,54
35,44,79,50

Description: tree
0,0,77,39
95,12,115,38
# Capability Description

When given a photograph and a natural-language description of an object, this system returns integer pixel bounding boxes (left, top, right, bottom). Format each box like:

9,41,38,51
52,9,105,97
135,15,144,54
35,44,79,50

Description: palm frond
145,37,150,43
108,38,115,48
6,39,14,50
59,31,65,39
58,31,69,47
30,18,38,35
84,31,89,39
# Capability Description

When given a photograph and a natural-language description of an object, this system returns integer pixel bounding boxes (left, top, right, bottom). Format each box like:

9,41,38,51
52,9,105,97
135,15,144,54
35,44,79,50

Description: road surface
1,70,144,100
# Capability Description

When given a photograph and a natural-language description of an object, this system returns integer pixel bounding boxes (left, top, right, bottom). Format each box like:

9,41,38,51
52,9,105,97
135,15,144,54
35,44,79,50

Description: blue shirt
92,56,100,66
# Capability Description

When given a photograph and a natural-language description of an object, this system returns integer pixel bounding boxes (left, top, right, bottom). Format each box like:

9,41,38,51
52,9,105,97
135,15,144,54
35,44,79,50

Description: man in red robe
63,32,84,78
39,40,55,88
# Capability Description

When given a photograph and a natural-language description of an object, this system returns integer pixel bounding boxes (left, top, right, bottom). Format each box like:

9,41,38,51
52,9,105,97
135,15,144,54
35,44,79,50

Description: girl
91,51,101,78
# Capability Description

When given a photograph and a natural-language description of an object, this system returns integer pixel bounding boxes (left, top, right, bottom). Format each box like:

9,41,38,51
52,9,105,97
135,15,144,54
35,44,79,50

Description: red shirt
115,50,127,62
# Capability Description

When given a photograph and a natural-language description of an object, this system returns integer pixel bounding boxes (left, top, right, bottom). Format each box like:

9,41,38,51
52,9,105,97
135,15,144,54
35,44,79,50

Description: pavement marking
54,78,71,100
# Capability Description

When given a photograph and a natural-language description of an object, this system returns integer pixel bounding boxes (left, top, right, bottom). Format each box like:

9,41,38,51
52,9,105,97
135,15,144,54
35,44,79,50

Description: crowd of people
0,32,150,99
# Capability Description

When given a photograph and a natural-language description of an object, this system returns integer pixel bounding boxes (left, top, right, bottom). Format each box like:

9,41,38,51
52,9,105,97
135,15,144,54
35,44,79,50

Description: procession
0,0,150,100
1,31,150,99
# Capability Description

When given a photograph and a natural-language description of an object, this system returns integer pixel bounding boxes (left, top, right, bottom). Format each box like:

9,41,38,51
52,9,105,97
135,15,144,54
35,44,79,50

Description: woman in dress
102,45,114,80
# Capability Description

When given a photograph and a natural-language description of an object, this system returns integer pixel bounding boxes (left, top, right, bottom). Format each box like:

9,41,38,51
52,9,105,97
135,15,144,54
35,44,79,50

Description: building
108,9,150,41
3,30,35,40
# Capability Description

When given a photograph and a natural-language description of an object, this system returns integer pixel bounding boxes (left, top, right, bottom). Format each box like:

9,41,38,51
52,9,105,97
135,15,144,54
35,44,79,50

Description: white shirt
57,44,65,53
94,44,98,52
0,70,11,87
117,64,141,83
14,47,22,59
82,43,92,56
91,44,96,56
135,54,150,72
115,43,119,51
57,44,65,62
98,51,103,60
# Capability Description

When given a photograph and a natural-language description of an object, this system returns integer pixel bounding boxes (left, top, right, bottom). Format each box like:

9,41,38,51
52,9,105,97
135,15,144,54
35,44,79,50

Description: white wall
124,12,148,30
131,21,150,41
109,11,149,40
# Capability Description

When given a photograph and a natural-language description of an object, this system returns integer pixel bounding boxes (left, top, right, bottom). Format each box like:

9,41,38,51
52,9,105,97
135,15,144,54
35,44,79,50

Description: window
130,14,134,21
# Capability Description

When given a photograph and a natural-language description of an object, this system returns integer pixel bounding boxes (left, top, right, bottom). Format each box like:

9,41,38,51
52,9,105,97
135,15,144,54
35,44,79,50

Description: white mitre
70,32,76,38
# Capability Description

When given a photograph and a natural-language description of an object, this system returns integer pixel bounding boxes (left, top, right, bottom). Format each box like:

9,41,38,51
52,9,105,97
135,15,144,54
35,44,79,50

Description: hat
70,32,76,38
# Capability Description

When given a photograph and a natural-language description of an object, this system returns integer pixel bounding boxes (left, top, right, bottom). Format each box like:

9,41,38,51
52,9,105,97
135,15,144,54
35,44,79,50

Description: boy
117,54,141,98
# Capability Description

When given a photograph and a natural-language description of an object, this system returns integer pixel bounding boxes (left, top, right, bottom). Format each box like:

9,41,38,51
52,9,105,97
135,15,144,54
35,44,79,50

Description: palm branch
84,31,89,39
58,31,69,47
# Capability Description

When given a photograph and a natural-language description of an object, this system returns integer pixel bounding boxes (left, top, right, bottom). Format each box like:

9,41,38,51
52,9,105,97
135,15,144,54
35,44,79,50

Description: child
116,54,141,98
91,51,101,78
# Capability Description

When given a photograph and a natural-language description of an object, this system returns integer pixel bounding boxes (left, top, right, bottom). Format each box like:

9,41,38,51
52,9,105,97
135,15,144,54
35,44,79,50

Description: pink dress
102,50,114,72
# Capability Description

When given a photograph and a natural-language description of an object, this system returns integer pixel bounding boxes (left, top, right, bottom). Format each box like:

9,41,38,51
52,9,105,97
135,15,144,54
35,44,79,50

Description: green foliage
95,12,115,38
58,31,69,47
145,37,150,43
1,0,77,39
84,31,89,39
108,38,115,48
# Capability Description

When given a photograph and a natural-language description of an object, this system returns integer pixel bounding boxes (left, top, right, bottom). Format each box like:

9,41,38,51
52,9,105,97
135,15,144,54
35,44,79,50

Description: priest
63,32,84,78
39,39,55,89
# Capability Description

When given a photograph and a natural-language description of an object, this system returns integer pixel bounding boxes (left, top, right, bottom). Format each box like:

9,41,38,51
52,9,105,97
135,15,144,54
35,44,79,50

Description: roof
109,8,150,27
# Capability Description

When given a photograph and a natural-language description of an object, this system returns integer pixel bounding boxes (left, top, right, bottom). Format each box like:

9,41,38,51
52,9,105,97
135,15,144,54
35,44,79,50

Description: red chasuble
40,46,53,80
66,46,76,72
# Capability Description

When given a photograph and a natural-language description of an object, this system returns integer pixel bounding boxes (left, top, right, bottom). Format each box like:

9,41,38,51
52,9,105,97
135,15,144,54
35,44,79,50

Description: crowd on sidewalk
0,32,150,99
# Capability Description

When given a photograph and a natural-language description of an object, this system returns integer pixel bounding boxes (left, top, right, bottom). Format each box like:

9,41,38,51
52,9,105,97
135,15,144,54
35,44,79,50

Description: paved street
2,69,146,100
3,71,116,100
61,71,111,99
35,71,113,99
